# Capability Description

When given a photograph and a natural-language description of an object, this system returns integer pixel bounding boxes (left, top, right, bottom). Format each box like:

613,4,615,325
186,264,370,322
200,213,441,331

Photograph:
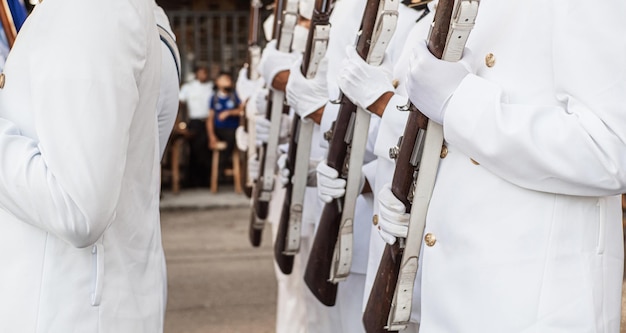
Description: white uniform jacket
154,2,180,158
0,0,165,332
418,1,626,331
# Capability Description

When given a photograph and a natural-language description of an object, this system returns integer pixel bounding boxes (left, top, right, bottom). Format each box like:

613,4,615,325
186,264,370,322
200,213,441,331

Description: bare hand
218,112,229,122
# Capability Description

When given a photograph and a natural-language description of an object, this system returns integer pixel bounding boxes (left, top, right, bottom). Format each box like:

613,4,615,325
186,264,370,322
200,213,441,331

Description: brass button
392,79,400,89
372,214,379,226
425,233,437,247
470,158,480,165
0,73,5,89
485,53,496,68
440,145,448,159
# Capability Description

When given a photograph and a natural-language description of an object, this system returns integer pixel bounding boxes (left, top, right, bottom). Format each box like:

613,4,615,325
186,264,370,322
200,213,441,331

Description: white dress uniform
154,2,181,159
0,0,165,332
414,1,626,331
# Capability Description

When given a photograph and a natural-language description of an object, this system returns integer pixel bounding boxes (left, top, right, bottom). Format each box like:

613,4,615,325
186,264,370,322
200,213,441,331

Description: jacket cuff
443,74,504,155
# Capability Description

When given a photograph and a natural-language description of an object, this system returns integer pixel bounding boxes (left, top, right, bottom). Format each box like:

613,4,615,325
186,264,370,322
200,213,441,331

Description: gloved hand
406,41,475,124
255,117,271,145
316,161,346,203
236,67,265,102
258,40,300,86
377,184,410,245
286,57,329,118
255,114,291,146
338,47,395,112
277,153,290,186
248,156,260,181
235,126,248,151
253,88,269,117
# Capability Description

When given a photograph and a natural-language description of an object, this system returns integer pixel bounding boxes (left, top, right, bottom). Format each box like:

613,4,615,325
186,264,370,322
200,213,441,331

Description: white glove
255,114,291,145
316,161,346,203
377,184,410,245
406,41,475,124
248,156,260,181
286,57,329,118
338,47,395,112
255,116,271,145
277,153,290,186
236,67,265,101
235,126,248,151
253,88,269,117
258,40,300,86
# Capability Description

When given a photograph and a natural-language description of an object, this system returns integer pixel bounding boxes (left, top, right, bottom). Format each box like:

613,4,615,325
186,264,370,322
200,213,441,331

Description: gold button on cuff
470,158,480,165
425,233,437,247
0,73,5,89
373,214,379,226
440,145,448,159
485,53,496,68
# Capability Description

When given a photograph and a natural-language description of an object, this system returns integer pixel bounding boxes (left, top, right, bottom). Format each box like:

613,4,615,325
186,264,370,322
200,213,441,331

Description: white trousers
269,187,308,333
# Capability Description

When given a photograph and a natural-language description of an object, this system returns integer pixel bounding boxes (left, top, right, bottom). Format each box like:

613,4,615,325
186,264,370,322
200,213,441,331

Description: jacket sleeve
0,2,149,248
443,2,626,197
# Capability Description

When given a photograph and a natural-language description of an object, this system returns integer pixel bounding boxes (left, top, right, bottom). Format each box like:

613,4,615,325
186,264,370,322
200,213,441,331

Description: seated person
207,71,243,177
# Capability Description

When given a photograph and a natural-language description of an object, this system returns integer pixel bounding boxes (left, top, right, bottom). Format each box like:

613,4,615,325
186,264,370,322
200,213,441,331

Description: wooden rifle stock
274,114,300,274
363,108,428,333
274,0,334,275
304,0,382,306
363,0,477,330
0,0,16,49
249,0,287,246
304,95,355,305
249,207,264,247
242,0,264,199
252,88,272,220
247,0,262,80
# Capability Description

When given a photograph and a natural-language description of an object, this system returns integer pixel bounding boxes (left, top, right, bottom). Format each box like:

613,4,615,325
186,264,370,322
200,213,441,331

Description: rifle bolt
324,129,333,141
389,146,400,160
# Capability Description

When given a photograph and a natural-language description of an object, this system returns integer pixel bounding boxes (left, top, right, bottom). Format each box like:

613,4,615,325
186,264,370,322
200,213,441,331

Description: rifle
303,0,399,306
0,0,17,48
250,0,298,246
274,0,334,274
242,0,264,199
363,1,480,331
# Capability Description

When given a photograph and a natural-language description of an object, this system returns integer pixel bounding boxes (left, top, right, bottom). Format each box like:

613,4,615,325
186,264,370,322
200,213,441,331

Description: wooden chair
210,141,242,194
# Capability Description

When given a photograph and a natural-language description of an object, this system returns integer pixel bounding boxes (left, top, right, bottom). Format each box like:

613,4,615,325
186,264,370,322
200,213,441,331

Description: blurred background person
179,65,213,187
208,71,243,182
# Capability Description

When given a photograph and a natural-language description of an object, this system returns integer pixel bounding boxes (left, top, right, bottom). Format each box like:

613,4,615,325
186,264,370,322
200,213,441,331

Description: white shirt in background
179,80,213,120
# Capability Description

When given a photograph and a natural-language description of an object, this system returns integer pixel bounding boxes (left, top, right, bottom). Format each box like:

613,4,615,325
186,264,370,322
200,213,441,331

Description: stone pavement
160,187,250,211
162,205,276,333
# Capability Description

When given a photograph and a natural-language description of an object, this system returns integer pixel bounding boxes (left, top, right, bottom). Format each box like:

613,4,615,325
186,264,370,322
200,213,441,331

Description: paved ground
160,187,249,211
162,206,276,333
161,189,626,332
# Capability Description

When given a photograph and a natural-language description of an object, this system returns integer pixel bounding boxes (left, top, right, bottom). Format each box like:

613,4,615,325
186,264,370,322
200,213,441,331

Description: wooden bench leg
233,149,242,194
211,148,220,193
